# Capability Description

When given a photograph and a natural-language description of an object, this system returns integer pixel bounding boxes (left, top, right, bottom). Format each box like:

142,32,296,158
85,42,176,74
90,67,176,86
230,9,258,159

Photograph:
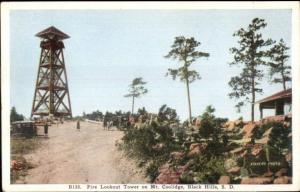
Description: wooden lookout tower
31,26,72,118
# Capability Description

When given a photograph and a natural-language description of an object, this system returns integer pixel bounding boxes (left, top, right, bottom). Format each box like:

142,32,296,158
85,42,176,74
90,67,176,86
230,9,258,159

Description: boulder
263,127,273,137
187,143,207,157
227,166,241,175
234,119,244,127
229,147,244,156
273,176,292,184
256,137,269,145
263,171,274,177
285,152,292,162
155,163,188,184
218,176,231,184
283,121,291,128
224,121,235,132
275,168,288,177
195,117,201,127
251,144,264,156
241,177,273,184
241,123,257,138
263,115,286,123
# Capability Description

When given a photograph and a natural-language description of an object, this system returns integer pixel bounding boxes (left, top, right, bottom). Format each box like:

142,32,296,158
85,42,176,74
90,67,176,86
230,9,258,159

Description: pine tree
268,39,291,90
124,77,148,114
228,18,274,121
165,36,209,123
10,106,24,122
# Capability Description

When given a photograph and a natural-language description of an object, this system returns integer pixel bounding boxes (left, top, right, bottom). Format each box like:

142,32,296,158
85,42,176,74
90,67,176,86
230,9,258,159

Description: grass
11,138,40,154
10,137,40,183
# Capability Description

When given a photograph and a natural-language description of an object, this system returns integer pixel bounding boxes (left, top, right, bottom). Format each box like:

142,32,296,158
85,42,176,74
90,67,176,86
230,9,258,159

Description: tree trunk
131,96,135,115
186,78,192,124
283,79,286,90
251,77,255,122
281,69,286,90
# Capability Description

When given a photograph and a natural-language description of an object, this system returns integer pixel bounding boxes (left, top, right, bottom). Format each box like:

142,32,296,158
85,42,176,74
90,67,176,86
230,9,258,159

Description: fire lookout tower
31,26,72,118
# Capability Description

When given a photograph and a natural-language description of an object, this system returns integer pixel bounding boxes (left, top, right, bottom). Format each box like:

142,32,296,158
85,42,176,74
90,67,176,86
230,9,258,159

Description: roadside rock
229,147,245,156
275,168,288,177
263,171,273,177
285,152,292,162
263,115,286,123
218,176,230,184
273,176,291,184
195,117,201,127
234,119,244,127
251,144,264,156
224,121,235,132
155,163,187,184
227,166,241,175
187,143,207,157
241,177,273,184
241,123,257,138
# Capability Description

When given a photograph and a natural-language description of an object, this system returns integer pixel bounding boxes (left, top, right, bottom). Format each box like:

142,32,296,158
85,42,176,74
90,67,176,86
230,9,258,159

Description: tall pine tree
228,18,274,121
267,39,291,90
165,36,209,123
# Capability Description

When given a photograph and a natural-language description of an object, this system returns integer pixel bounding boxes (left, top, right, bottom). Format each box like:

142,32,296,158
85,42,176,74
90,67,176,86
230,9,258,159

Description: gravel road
18,121,147,184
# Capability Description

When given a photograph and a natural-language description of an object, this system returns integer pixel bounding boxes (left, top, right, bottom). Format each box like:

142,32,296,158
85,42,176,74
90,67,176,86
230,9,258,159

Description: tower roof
36,26,70,40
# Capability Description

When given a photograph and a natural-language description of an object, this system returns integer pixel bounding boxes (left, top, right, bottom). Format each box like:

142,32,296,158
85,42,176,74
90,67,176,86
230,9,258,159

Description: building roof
256,88,292,104
36,26,70,40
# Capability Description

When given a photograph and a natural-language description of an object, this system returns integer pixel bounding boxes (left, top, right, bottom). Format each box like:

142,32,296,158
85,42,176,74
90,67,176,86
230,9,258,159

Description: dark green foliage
228,18,274,121
254,121,291,154
181,155,226,184
158,104,179,123
268,123,291,154
10,106,24,123
198,106,228,141
165,36,209,122
121,121,176,161
254,121,279,139
120,105,185,180
267,39,291,90
85,110,103,121
146,160,163,182
137,107,147,116
165,36,209,83
205,140,228,157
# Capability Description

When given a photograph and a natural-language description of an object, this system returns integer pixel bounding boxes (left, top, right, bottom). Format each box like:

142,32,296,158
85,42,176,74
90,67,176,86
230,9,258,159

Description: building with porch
256,89,292,119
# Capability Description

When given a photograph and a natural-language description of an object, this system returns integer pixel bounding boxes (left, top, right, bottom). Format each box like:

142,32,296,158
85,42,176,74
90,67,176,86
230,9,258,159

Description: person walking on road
103,115,107,130
44,123,48,136
77,120,80,131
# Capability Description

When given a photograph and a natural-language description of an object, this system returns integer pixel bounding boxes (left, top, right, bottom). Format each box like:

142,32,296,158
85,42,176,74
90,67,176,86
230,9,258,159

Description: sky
10,9,291,121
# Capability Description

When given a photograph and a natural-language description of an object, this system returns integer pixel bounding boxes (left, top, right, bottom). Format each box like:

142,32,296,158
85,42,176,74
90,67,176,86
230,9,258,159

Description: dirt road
19,121,147,184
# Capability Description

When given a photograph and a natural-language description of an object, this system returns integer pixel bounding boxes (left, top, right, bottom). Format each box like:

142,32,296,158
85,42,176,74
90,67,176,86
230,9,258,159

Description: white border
1,1,300,192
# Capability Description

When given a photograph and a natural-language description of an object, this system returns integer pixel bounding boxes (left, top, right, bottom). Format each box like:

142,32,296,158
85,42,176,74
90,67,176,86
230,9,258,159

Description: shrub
198,106,228,141
158,104,179,123
10,107,24,123
181,155,226,184
146,160,163,182
254,121,291,155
